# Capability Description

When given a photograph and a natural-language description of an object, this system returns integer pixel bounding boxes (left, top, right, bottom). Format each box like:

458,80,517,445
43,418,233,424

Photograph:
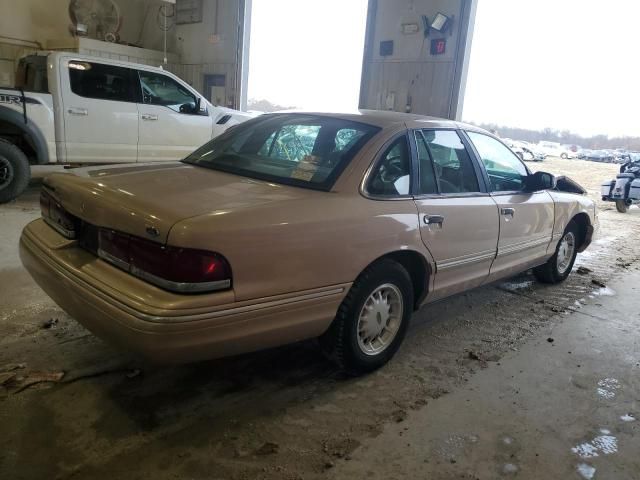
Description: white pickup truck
0,52,252,203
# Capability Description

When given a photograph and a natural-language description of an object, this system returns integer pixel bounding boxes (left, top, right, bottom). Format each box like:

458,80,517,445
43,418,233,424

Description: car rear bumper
20,219,348,364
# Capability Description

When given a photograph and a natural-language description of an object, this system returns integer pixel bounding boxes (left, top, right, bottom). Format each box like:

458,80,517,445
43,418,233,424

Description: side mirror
179,102,196,114
525,171,556,192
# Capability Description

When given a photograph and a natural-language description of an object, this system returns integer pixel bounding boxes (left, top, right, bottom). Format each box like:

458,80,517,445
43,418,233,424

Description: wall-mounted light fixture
430,13,451,33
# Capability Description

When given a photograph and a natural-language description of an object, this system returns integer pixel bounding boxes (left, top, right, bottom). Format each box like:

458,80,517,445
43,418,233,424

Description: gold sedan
20,111,597,373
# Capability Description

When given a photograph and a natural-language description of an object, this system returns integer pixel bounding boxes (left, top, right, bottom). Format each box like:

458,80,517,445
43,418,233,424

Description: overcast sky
247,0,368,111
248,0,639,138
463,0,640,137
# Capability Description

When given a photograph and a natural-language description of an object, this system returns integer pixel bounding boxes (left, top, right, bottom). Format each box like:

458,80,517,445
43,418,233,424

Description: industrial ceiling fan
68,0,122,42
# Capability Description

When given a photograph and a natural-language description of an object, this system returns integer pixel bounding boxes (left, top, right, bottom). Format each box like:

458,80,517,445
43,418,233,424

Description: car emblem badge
146,225,160,238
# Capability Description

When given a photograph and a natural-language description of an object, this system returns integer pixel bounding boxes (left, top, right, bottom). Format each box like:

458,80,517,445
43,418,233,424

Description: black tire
320,259,413,375
615,200,629,213
561,153,568,159
533,221,579,284
0,140,30,204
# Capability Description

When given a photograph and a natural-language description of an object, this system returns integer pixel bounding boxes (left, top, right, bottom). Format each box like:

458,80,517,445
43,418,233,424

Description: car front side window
367,136,412,197
467,132,529,193
138,70,199,114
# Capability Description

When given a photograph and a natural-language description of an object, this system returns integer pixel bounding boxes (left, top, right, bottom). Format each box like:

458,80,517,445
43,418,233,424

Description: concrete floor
1,159,639,479
333,272,640,480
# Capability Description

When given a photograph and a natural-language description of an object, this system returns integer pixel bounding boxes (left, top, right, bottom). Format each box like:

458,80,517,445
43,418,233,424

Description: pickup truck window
68,61,137,103
138,70,199,114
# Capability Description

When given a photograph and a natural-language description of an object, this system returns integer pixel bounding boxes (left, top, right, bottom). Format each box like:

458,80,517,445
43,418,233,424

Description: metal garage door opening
246,0,368,113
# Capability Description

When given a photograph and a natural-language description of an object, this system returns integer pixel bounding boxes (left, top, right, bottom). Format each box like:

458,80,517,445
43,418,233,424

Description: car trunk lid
43,162,313,244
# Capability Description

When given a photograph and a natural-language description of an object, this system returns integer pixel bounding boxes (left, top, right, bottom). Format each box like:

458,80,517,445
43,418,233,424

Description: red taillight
40,188,76,239
98,229,231,293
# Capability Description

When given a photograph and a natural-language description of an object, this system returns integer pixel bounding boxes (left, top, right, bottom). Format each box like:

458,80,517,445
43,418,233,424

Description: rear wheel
534,221,579,284
0,140,30,204
616,200,629,213
320,259,413,375
561,153,568,159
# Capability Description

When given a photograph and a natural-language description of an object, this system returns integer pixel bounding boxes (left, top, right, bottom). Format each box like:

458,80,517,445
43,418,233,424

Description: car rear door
136,69,213,162
61,59,139,163
465,131,555,282
412,129,500,301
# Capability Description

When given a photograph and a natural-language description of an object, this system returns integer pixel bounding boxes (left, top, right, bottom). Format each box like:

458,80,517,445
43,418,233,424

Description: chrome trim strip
130,266,231,294
414,192,490,200
438,250,496,271
43,216,76,239
497,236,550,257
97,248,130,271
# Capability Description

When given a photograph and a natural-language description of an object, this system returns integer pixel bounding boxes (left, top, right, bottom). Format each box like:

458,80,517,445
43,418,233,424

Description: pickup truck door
465,131,555,281
412,129,500,302
136,69,213,162
61,59,139,163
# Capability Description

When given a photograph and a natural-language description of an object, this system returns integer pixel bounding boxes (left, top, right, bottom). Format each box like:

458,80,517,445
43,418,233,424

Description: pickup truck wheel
533,222,579,284
0,140,30,204
320,259,413,375
615,200,629,213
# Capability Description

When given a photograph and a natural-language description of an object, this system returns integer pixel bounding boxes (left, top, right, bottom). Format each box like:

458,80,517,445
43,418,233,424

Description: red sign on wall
430,38,446,55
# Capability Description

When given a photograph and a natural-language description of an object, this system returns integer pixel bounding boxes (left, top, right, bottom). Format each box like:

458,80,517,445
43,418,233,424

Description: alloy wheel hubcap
557,231,576,274
0,156,13,190
357,284,403,356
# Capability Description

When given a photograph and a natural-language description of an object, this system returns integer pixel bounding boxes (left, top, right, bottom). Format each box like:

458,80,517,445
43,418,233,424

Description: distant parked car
537,141,574,159
503,140,545,162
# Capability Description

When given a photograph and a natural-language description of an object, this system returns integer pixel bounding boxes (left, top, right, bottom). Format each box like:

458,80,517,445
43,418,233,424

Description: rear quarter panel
168,194,432,302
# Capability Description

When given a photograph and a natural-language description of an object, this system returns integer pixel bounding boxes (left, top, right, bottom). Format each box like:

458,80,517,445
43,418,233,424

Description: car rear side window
467,132,528,193
367,136,412,197
68,61,137,103
416,130,480,194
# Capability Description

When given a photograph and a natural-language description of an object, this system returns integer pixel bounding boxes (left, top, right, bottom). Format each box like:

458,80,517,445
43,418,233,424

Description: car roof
273,109,487,132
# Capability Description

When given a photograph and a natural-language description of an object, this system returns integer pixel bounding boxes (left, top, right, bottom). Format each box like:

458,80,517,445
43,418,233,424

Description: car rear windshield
182,114,380,190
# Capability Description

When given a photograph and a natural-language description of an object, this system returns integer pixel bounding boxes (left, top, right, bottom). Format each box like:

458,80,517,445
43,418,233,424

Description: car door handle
67,107,88,116
141,114,158,121
424,214,445,226
501,208,515,217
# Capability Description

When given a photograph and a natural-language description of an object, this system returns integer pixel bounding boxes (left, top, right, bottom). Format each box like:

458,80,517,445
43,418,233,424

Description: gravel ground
0,158,638,479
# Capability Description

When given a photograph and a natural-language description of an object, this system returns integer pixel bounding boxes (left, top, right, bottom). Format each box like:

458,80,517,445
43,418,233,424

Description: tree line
473,123,640,151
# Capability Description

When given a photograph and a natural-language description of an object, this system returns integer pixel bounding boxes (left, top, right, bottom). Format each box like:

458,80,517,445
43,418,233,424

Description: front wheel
534,222,579,284
0,140,30,204
616,200,629,213
320,259,413,375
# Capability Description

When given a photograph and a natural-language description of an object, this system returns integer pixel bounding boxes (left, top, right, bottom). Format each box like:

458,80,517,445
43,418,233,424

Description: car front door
136,69,213,162
62,59,139,163
465,131,555,282
412,129,500,301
